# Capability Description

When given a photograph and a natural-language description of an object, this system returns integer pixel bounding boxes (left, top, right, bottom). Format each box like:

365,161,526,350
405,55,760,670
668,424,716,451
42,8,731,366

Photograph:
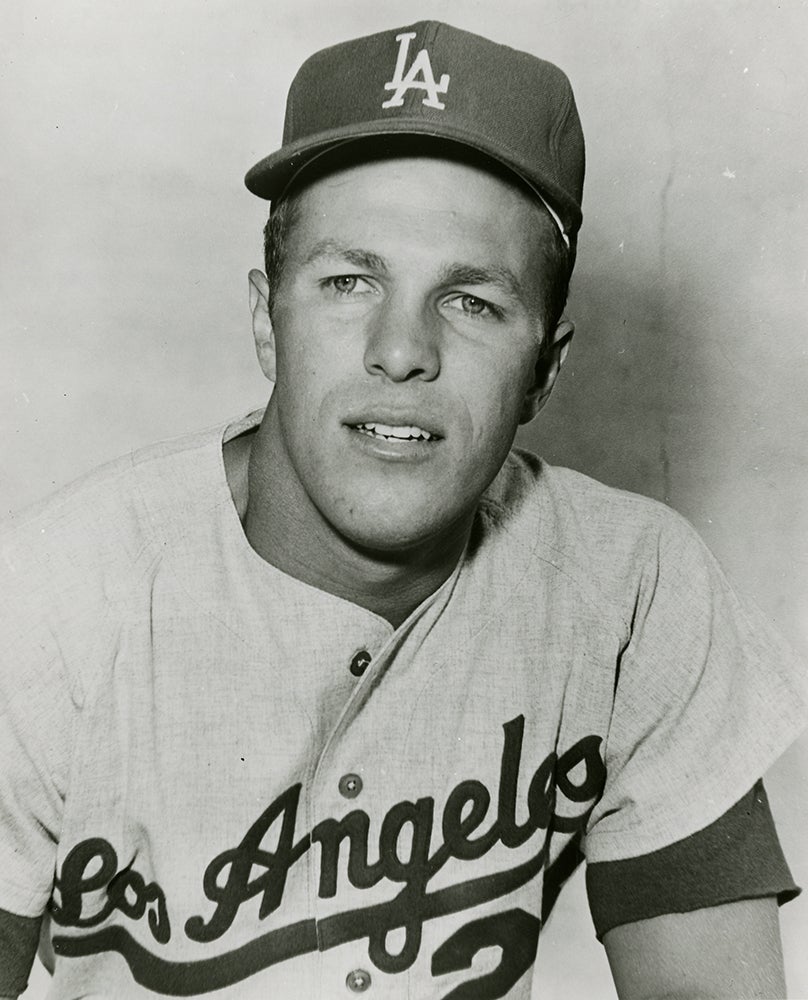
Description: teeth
357,422,435,441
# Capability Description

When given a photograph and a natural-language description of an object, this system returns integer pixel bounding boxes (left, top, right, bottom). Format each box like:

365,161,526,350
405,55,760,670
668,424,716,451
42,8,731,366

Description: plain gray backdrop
2,1,806,996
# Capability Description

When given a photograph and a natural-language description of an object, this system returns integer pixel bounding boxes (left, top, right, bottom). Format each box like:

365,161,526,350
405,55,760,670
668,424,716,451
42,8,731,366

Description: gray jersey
1,410,805,998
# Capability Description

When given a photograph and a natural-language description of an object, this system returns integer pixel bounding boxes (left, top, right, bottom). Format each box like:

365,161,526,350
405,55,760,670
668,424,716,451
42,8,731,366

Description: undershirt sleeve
585,780,799,940
0,909,42,997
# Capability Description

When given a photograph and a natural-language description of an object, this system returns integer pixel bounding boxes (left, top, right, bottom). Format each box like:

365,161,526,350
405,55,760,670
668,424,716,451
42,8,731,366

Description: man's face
257,155,566,554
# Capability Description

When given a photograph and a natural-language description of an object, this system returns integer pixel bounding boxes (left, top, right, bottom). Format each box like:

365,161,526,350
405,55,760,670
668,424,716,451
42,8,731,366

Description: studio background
2,1,806,996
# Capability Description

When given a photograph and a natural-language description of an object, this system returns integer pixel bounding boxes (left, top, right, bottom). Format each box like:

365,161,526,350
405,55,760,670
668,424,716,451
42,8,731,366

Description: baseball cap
245,21,584,248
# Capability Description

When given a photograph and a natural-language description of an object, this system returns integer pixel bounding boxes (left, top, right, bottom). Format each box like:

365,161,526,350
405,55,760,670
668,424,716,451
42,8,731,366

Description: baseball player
1,20,806,1000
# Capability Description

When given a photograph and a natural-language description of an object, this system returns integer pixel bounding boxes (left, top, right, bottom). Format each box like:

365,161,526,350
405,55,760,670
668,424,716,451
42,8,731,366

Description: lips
344,407,444,444
354,422,438,442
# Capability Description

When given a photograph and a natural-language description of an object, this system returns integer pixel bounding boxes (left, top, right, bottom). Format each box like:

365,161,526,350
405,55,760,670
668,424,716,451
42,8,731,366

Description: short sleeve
586,780,799,938
0,552,76,918
584,511,808,864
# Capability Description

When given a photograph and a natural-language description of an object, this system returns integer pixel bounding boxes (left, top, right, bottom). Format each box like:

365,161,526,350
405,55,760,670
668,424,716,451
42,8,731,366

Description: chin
340,522,438,557
332,505,456,558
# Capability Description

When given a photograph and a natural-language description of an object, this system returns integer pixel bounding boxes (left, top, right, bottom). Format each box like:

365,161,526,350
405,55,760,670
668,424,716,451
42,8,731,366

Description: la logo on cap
382,32,450,110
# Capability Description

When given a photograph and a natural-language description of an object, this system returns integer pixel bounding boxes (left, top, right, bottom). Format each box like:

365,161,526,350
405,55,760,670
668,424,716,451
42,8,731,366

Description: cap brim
244,117,581,239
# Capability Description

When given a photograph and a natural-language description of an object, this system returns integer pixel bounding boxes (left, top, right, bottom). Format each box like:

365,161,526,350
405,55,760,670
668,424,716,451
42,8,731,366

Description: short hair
263,143,573,339
263,195,299,320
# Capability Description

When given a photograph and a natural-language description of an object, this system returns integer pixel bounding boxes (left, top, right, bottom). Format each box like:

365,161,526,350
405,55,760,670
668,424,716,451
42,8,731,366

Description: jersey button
339,773,363,799
346,969,372,992
350,650,371,677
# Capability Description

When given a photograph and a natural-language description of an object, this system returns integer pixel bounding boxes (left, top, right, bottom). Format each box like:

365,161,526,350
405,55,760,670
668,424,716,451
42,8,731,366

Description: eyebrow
438,263,524,301
301,239,389,273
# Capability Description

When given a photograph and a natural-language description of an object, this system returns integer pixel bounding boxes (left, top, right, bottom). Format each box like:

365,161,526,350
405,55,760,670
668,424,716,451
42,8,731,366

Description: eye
323,275,375,297
464,295,489,316
331,275,358,294
446,293,502,320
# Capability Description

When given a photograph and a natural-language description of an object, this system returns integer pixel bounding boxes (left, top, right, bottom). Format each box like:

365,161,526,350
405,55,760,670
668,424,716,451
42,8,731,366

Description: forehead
284,155,550,272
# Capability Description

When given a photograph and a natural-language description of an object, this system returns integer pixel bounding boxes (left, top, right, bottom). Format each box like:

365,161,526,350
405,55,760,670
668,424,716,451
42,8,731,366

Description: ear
248,268,275,382
519,317,574,424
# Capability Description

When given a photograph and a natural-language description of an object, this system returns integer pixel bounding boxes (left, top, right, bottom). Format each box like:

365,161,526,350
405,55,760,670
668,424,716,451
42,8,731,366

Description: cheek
273,325,348,417
463,352,536,448
277,295,367,363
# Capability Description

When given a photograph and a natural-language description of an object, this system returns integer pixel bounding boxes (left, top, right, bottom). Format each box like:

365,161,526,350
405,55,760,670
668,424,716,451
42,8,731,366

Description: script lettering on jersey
382,31,450,109
50,716,605,994
51,837,171,944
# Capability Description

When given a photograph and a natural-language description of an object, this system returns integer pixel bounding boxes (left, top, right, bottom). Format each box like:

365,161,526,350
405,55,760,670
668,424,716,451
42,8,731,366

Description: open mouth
353,422,440,443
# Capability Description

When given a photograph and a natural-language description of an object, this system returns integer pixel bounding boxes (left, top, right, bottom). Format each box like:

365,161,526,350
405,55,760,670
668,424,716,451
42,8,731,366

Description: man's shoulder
0,415,240,597
482,448,706,611
491,447,692,543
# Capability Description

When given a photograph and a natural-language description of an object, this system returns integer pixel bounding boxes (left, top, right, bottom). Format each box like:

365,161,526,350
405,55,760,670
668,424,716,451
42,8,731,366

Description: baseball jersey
0,408,805,999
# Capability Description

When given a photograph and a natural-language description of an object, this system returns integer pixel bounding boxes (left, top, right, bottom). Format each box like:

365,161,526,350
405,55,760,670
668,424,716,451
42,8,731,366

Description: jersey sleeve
586,780,799,938
0,546,76,921
583,510,808,865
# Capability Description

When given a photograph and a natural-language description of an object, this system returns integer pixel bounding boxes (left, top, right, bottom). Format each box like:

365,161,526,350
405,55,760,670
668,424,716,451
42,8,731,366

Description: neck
226,408,472,628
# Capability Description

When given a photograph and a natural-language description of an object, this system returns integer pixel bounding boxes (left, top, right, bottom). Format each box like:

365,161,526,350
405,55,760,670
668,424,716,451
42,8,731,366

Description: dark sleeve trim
0,907,41,996
585,780,800,941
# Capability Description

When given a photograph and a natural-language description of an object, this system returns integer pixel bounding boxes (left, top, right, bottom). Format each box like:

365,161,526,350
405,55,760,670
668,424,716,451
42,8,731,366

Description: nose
363,299,440,382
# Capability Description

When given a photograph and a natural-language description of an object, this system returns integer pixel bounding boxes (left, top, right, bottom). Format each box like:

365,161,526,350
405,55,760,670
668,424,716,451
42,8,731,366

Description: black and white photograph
2,2,807,997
